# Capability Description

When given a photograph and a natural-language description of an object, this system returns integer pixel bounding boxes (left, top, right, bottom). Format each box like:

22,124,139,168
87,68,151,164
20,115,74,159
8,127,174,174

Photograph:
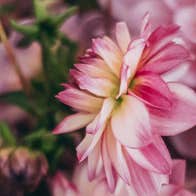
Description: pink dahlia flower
54,16,196,194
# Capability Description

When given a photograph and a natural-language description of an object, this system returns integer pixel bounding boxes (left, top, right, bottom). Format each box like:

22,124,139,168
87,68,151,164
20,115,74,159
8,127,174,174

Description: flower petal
140,13,152,39
141,42,188,74
160,185,194,196
76,134,93,161
127,135,172,174
150,83,196,136
86,98,115,134
111,95,152,148
76,124,105,162
56,87,103,113
116,22,131,53
117,39,145,97
92,36,122,76
74,63,117,82
53,113,95,134
147,25,179,55
76,73,116,97
87,140,101,181
124,152,168,196
131,71,172,110
102,133,117,192
105,126,132,185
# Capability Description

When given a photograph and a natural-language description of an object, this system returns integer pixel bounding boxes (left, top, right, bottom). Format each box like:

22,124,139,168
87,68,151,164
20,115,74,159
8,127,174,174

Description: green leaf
24,129,46,143
24,129,57,152
51,6,78,27
0,91,36,115
0,122,16,146
11,20,39,38
33,0,48,22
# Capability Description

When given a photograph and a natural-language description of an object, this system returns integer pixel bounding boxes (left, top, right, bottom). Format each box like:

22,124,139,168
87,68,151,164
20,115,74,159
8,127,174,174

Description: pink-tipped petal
117,64,129,98
76,134,92,162
102,133,117,192
117,39,145,97
150,83,196,136
77,123,105,162
92,36,122,76
86,115,100,134
140,13,152,39
74,63,116,82
86,98,115,134
147,25,179,54
141,43,188,74
124,38,145,80
56,87,103,113
116,22,131,53
127,135,172,174
76,74,116,97
53,113,95,134
131,72,172,110
87,140,101,181
124,153,168,196
111,95,152,148
105,127,132,185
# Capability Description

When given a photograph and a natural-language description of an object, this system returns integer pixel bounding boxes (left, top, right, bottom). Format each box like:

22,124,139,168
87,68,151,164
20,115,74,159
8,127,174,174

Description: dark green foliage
0,0,78,180
0,122,16,147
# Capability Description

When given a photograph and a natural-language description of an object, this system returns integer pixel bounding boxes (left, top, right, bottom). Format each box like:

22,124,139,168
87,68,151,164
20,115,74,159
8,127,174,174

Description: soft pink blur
0,26,42,126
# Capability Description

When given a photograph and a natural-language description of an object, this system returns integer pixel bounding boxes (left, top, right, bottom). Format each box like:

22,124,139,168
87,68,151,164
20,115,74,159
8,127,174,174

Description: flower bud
0,147,48,192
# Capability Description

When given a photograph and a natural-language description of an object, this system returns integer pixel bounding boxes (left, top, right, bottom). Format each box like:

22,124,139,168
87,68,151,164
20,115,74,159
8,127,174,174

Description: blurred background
0,0,196,195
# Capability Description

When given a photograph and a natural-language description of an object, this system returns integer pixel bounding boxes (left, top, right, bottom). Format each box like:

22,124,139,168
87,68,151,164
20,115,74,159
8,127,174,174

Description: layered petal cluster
54,16,196,195
71,161,194,196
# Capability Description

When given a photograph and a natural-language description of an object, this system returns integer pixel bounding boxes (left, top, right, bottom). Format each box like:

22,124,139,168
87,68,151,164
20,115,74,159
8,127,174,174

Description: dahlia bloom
54,16,196,194
98,0,172,36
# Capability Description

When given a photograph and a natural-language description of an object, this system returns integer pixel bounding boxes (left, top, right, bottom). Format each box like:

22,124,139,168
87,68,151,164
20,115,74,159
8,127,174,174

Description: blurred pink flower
69,160,195,196
160,160,195,196
163,0,195,10
0,21,42,126
61,11,105,53
51,164,136,196
174,5,196,44
51,171,78,196
54,16,196,194
99,0,172,36
0,30,42,94
72,163,138,196
159,0,196,161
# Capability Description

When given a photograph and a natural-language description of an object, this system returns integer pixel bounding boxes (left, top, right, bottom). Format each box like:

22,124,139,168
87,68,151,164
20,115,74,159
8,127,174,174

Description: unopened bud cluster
0,147,48,192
